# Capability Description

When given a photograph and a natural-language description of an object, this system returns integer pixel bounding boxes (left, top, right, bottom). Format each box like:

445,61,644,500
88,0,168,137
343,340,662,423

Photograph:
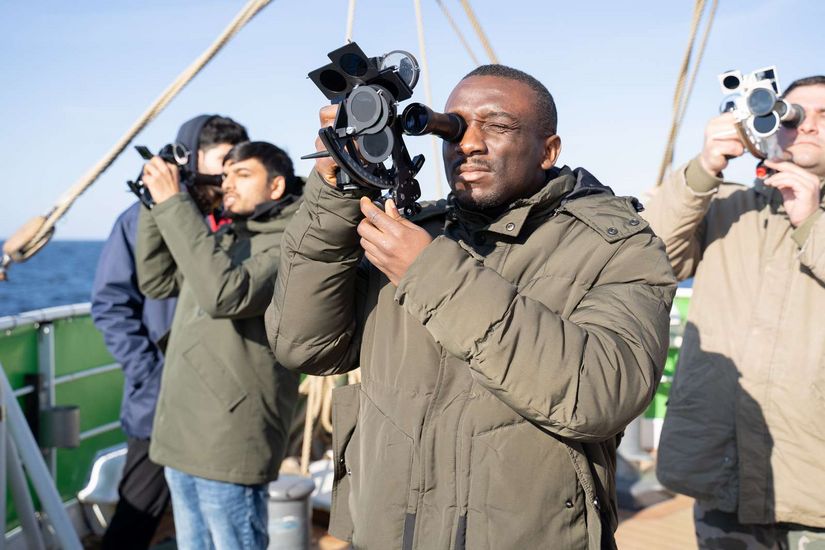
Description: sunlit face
441,75,561,211
778,84,825,178
197,143,234,175
221,157,284,216
189,143,235,213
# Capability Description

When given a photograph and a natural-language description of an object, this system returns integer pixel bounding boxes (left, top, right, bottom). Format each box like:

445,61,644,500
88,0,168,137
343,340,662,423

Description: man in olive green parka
267,65,676,550
137,141,301,549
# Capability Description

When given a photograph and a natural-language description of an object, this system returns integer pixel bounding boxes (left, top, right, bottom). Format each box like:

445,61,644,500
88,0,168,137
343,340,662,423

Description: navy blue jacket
92,202,176,438
91,115,216,438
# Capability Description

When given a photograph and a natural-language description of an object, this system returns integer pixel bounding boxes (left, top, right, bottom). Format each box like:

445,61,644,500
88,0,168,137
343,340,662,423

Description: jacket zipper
453,395,470,547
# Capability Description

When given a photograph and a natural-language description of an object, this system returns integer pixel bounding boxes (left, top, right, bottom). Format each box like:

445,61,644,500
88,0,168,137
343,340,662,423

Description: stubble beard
452,184,509,212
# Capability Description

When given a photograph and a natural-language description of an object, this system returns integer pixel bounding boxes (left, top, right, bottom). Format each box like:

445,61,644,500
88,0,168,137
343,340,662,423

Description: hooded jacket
136,183,301,485
644,158,825,527
176,114,214,176
90,115,216,438
267,167,675,549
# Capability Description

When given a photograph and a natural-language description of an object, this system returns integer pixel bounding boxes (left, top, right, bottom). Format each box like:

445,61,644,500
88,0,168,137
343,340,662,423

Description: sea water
0,241,103,317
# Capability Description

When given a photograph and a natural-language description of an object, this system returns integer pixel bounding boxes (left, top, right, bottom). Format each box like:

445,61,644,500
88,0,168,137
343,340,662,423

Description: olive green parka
267,168,675,549
137,192,300,485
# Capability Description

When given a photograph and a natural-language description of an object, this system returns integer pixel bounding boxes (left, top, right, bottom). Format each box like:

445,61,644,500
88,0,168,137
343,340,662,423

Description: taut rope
655,0,718,186
459,0,498,64
345,0,357,42
0,0,273,280
435,0,481,66
413,0,444,198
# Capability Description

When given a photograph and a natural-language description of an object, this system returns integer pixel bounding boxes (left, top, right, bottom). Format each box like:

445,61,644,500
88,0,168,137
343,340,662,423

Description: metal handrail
0,303,92,332
54,363,120,385
1,302,125,481
13,386,35,398
11,363,122,399
79,422,122,442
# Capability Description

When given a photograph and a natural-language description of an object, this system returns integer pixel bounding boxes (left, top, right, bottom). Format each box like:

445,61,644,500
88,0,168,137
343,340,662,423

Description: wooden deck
311,495,699,549
615,495,698,550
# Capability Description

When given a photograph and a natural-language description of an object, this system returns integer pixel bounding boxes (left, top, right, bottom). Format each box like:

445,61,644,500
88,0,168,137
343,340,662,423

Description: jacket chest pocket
463,421,588,550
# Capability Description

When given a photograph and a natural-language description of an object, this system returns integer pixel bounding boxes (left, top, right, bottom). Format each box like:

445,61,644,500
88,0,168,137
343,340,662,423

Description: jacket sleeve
792,207,825,282
265,170,373,376
91,208,162,388
394,230,676,443
642,158,719,281
140,192,279,319
136,203,181,299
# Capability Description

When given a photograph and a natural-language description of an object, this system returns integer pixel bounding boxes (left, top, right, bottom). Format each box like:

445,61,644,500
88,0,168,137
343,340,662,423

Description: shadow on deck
615,495,697,549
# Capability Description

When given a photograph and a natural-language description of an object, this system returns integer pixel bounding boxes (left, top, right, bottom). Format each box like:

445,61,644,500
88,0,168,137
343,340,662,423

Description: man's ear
540,135,562,170
269,175,286,201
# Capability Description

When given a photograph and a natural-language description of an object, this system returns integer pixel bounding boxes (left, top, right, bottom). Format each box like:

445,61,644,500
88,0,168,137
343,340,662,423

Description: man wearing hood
91,114,247,550
137,141,303,549
266,65,676,549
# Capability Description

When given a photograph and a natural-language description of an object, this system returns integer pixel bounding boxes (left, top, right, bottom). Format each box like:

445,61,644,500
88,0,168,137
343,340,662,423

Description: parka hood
175,114,217,174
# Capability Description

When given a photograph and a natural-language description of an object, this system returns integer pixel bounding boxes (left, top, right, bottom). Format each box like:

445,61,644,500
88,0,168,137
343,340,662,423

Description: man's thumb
384,199,403,220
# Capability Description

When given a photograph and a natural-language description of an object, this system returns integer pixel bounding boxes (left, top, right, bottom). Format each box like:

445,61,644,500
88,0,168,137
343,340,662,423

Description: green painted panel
643,295,691,420
4,476,33,531
0,325,39,388
645,349,678,419
56,429,126,502
674,295,691,321
53,316,113,376
4,430,127,531
56,370,124,432
1,316,125,531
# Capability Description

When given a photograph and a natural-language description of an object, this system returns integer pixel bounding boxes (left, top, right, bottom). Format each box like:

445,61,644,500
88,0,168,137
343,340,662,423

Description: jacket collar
449,166,613,237
223,195,299,237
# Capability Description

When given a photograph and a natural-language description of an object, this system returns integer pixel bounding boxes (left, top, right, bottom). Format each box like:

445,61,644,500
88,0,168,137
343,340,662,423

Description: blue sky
2,0,823,239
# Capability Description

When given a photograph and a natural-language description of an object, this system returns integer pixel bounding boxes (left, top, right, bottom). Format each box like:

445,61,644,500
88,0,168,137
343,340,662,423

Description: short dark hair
784,75,825,97
224,141,302,196
462,64,558,135
198,116,249,151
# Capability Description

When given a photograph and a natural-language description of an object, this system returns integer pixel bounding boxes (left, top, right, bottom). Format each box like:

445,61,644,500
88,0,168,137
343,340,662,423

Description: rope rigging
458,0,498,64
414,0,444,198
655,0,718,186
0,0,274,281
435,0,481,66
345,0,357,42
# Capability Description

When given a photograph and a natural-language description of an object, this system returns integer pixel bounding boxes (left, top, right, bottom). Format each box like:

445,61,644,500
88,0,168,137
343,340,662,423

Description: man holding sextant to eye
136,141,303,549
267,64,676,550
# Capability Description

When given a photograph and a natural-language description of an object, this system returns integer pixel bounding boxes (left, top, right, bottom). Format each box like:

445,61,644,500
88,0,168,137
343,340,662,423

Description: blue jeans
164,467,268,550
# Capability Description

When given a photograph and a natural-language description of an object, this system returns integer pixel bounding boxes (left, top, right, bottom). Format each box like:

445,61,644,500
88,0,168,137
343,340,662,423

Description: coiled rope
299,370,361,475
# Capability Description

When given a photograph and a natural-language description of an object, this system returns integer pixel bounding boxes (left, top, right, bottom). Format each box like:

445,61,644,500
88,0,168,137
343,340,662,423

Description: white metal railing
0,303,124,472
0,303,92,332
1,302,121,546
